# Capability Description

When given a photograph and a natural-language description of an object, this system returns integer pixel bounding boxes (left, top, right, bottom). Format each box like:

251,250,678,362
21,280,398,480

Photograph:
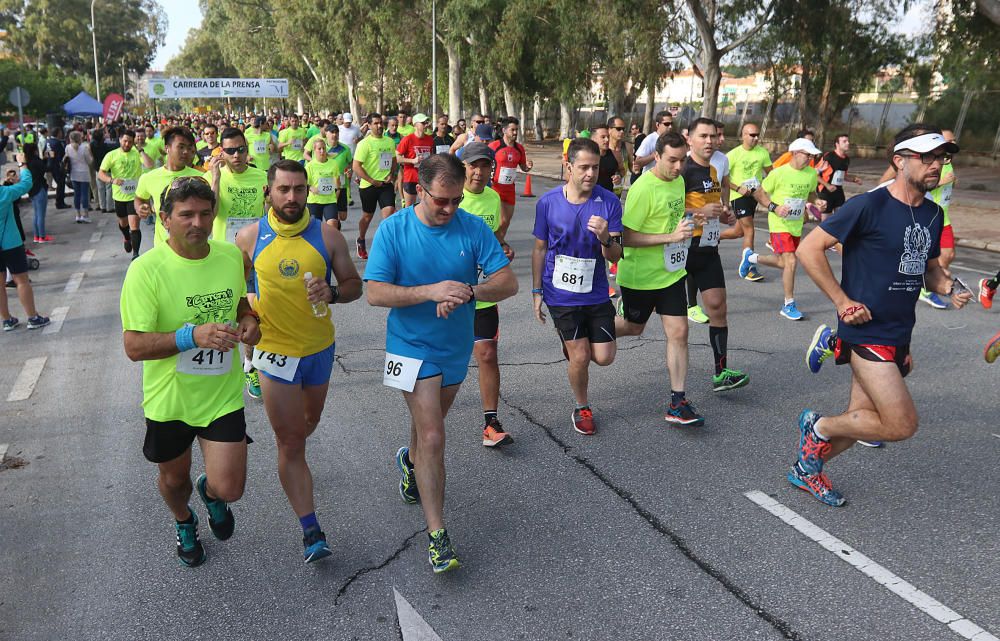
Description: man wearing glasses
726,123,772,281
135,127,204,247
792,125,968,507
632,111,673,175
448,115,486,155
195,124,222,170
365,154,517,573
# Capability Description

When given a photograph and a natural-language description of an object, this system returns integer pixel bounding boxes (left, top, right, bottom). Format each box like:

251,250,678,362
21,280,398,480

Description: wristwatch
329,284,340,304
768,202,778,213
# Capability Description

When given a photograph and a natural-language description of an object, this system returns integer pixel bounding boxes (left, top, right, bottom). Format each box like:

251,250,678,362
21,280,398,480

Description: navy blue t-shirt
820,187,943,346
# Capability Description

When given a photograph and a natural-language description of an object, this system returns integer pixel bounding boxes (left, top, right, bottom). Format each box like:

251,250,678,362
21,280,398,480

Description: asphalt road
1,179,998,641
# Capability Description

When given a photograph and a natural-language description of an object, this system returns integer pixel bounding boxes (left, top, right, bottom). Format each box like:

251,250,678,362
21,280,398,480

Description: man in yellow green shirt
726,122,772,280
135,127,204,247
244,115,276,171
351,112,398,259
98,129,144,259
278,114,307,164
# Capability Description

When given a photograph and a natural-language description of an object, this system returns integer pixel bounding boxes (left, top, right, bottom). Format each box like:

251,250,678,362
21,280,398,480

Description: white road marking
992,434,1000,440
64,272,84,294
80,249,95,263
0,443,8,463
394,588,443,641
98,217,108,228
90,232,102,243
42,306,69,335
746,491,998,641
7,357,47,402
950,263,993,276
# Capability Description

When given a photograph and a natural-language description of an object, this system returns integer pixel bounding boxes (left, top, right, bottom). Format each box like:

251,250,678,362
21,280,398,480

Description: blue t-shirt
532,185,623,307
0,170,32,251
820,187,943,346
364,206,509,364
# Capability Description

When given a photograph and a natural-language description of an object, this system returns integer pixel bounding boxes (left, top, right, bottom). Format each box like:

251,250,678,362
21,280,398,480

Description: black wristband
768,202,777,213
329,284,340,304
601,237,612,248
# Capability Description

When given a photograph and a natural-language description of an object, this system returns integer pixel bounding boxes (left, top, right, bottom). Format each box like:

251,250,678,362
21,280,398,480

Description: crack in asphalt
499,392,805,641
333,527,427,606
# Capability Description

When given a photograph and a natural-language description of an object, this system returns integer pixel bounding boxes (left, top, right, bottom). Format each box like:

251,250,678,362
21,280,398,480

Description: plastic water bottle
303,272,328,318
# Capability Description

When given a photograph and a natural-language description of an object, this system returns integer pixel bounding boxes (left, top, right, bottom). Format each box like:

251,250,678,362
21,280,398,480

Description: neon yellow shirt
279,127,307,161
212,166,267,243
461,186,502,309
119,240,247,426
135,166,206,246
726,144,772,201
354,135,396,188
99,148,143,202
244,129,273,170
397,124,415,137
617,170,687,290
761,164,818,236
930,163,954,227
306,157,340,205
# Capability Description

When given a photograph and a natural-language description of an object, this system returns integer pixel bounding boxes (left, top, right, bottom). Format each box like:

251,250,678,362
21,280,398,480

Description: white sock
748,253,759,264
243,357,254,373
784,298,794,306
813,418,829,441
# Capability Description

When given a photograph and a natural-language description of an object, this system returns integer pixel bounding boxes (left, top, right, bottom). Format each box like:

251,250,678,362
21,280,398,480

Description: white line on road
64,272,84,294
42,306,69,335
394,588,443,641
7,357,47,402
746,491,998,641
0,443,8,463
90,232,102,243
992,434,1000,440
98,217,108,228
80,249,95,264
950,262,993,276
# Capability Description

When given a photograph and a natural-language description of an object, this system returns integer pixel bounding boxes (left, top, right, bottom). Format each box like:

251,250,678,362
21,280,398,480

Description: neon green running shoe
245,368,261,399
428,528,461,574
687,305,709,324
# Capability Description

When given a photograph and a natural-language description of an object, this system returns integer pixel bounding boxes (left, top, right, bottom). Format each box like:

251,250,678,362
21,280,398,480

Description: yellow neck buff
267,207,309,237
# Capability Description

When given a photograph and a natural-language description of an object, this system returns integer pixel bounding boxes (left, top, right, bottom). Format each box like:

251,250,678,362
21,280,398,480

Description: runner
592,125,624,193
244,116,277,171
532,138,623,435
396,113,434,208
396,110,414,137
134,127,203,247
364,154,517,572
277,115,307,164
614,131,709,424
120,176,260,566
234,160,362,562
816,134,862,220
773,129,816,168
461,142,515,447
737,137,824,321
688,121,734,319
433,116,455,155
607,116,628,198
792,125,966,507
352,113,397,259
725,122,771,281
305,137,343,226
632,111,673,175
489,117,533,240
98,129,144,259
195,124,221,169
680,118,749,391
922,129,958,308
448,114,485,154
1,155,50,331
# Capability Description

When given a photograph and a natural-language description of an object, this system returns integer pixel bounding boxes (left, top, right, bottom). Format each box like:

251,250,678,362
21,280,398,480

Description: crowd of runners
2,105,992,574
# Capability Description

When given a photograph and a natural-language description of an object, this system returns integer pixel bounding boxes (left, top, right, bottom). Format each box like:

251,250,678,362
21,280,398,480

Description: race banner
103,93,124,121
147,78,289,99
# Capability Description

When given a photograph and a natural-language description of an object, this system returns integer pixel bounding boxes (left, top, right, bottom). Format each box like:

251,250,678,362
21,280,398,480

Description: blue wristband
175,325,196,352
531,288,543,294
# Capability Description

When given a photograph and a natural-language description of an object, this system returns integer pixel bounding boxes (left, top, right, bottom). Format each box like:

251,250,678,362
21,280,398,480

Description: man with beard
235,160,363,562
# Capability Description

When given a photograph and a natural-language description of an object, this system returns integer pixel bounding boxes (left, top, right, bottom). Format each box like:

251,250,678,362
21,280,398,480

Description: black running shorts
620,278,688,324
685,238,726,292
360,183,395,213
548,301,616,343
143,408,250,464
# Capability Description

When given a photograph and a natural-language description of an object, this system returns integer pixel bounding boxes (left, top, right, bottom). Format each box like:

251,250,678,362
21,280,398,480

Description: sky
151,0,203,71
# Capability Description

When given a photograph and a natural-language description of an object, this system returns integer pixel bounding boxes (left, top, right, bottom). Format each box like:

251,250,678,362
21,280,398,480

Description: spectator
45,127,69,209
22,144,51,242
0,153,49,330
65,131,93,223
90,127,113,212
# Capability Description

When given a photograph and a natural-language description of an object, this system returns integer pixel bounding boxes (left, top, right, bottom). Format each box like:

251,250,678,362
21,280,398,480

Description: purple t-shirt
532,184,623,307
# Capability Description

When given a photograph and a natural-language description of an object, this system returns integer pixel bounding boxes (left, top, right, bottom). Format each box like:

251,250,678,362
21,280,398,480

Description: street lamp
431,0,437,119
91,0,101,100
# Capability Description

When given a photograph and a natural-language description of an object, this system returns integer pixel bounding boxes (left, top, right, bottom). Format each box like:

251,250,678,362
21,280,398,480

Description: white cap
788,138,822,155
893,132,959,154
343,113,353,123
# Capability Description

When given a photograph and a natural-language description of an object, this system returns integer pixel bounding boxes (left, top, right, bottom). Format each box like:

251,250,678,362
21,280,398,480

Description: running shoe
356,238,368,260
787,463,846,507
175,510,207,567
857,440,884,448
687,305,709,324
797,409,830,475
664,399,705,426
395,446,420,504
745,265,764,282
780,301,804,321
712,368,749,392
609,262,618,276
919,289,947,309
428,528,461,574
807,204,823,222
738,248,753,279
615,297,624,318
482,416,513,447
195,473,235,541
245,368,261,399
26,315,50,330
36,235,53,244
3,317,20,331
303,527,332,564
33,235,41,243
124,236,132,253
985,330,1000,364
608,285,617,298
78,214,91,223
572,407,596,435
978,278,995,310
806,324,834,373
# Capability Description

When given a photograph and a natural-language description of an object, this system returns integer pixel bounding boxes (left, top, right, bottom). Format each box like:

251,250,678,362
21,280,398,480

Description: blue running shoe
797,409,830,475
745,265,765,282
175,509,206,567
787,463,846,507
195,473,235,541
428,528,461,574
919,289,947,309
738,248,754,279
857,440,884,448
303,528,332,564
806,324,835,373
395,446,420,504
780,301,804,321
664,399,705,426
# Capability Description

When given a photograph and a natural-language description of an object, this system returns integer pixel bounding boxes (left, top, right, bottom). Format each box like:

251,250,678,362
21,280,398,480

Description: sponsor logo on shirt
186,289,235,324
278,258,300,279
898,223,932,276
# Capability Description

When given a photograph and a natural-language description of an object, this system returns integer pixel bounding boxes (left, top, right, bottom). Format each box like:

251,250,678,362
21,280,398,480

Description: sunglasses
900,151,952,165
473,120,484,125
222,146,247,155
421,186,464,207
747,133,760,138
612,126,625,131
659,121,673,127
